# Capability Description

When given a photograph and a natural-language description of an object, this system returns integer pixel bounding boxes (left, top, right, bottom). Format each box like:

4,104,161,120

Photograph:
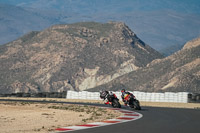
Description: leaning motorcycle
124,94,141,110
103,94,121,108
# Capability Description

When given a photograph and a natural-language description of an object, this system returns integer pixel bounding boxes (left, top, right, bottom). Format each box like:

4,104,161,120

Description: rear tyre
133,100,141,110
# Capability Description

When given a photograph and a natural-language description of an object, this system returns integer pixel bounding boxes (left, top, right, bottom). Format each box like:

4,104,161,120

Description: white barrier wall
66,91,189,103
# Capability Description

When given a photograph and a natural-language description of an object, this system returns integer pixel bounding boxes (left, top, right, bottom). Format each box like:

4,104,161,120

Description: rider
121,89,134,106
100,90,117,105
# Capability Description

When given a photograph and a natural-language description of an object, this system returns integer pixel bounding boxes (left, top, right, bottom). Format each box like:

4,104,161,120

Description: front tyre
112,99,121,108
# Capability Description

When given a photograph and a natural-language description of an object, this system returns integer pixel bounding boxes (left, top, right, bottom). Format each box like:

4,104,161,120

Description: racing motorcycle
100,92,121,108
124,93,141,110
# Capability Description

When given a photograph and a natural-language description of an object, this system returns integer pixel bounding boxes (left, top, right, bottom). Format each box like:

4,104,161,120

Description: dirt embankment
0,101,121,133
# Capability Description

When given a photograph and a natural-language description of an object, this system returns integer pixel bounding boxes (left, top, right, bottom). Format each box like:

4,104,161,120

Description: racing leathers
100,90,117,105
121,91,133,106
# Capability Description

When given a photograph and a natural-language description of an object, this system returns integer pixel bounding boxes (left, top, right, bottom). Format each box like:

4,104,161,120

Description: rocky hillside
0,22,162,94
1,1,200,56
89,37,200,92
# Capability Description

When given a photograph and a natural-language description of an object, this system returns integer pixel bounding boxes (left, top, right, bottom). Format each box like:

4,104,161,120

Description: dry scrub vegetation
0,97,200,133
0,101,121,133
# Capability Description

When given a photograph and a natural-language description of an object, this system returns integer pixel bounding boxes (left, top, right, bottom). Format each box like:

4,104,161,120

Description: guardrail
66,91,200,103
0,91,199,103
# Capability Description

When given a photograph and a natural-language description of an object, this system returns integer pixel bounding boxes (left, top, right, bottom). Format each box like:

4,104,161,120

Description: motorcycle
102,93,121,108
124,94,141,110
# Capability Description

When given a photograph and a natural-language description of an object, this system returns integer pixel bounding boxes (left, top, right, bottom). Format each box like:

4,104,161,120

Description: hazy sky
0,0,200,14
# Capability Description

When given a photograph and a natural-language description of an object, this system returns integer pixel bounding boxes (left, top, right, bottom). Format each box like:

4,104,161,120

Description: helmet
100,89,105,93
100,90,107,97
121,89,125,93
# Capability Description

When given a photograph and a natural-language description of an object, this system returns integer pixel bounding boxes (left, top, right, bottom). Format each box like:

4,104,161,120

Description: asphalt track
0,99,200,133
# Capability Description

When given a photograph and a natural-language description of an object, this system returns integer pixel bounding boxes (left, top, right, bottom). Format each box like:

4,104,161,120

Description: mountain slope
0,22,162,94
89,37,200,92
1,0,200,55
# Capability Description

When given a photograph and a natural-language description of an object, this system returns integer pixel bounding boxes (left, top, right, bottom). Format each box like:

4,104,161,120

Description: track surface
0,99,200,133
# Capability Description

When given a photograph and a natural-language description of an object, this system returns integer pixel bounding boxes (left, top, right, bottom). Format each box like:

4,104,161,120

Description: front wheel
112,99,121,108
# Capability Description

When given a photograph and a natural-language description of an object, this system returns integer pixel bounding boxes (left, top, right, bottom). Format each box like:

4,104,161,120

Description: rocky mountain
1,0,200,55
89,37,200,92
0,22,162,94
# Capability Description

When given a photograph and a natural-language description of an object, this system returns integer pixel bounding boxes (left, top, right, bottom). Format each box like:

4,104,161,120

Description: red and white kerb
54,107,143,132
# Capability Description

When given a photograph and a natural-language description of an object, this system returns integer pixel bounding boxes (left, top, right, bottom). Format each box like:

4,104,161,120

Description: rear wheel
133,100,141,110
